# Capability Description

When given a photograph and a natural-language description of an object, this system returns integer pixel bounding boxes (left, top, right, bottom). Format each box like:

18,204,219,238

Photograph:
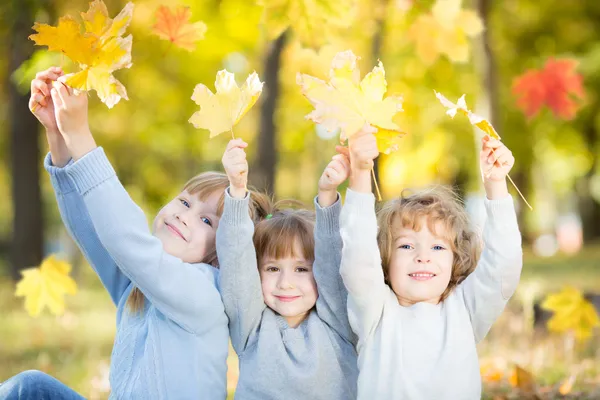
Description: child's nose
277,273,294,289
175,212,189,227
415,253,431,263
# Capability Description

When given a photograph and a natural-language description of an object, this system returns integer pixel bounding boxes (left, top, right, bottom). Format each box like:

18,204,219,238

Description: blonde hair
377,186,481,302
253,200,315,267
128,172,233,313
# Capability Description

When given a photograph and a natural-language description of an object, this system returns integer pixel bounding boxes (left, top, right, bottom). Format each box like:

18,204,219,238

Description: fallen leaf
189,70,263,138
152,5,207,51
15,255,77,317
542,286,600,341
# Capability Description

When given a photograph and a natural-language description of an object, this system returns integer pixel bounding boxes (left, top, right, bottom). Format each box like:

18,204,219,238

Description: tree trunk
253,31,287,194
8,0,44,279
578,121,600,242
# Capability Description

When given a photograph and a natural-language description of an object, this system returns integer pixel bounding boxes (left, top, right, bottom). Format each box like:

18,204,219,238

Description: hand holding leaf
29,0,134,108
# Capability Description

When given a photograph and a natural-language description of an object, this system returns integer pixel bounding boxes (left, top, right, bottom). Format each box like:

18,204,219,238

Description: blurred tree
7,0,51,279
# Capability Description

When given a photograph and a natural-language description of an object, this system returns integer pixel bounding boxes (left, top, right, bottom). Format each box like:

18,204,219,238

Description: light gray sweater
216,191,358,400
340,189,523,399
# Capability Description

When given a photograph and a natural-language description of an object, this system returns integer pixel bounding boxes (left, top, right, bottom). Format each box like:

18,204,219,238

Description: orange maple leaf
152,5,207,51
512,58,584,120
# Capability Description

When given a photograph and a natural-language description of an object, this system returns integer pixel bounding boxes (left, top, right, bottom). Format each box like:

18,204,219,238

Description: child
340,126,523,399
217,139,358,399
1,67,230,399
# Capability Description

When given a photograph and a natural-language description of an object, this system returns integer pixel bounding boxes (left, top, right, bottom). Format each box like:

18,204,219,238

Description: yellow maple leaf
15,255,77,317
542,286,600,341
189,70,264,138
559,374,576,395
297,50,405,148
434,91,500,139
408,0,483,65
29,0,134,108
258,0,356,47
151,5,207,51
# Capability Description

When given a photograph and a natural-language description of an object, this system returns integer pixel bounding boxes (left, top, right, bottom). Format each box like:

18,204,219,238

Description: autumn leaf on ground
408,0,483,65
297,49,405,153
509,365,540,399
152,5,207,51
258,0,356,48
434,91,500,139
15,255,77,317
29,0,134,108
559,374,576,395
541,286,600,341
512,58,585,119
189,70,263,138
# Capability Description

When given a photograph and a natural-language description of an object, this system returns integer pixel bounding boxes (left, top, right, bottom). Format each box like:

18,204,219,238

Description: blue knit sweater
45,148,229,399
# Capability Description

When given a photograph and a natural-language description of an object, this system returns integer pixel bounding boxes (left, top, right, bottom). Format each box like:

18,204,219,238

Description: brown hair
377,186,481,302
253,200,315,267
127,172,269,313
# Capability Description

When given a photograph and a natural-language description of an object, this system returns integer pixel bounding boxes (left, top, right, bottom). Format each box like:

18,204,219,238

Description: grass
0,244,599,399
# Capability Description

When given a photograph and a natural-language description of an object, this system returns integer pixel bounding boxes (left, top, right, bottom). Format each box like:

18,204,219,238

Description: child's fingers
335,145,349,157
55,83,69,106
487,146,509,165
332,154,351,171
31,79,51,97
482,137,502,150
50,88,63,109
226,138,248,151
31,93,47,108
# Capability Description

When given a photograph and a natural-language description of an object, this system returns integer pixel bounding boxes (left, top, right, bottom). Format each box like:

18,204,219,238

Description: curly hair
376,186,481,302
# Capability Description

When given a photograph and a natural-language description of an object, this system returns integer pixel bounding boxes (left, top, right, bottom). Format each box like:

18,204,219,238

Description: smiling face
259,238,318,328
152,189,222,264
387,216,454,306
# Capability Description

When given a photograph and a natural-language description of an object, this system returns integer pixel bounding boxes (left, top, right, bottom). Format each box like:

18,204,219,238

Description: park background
1,0,600,398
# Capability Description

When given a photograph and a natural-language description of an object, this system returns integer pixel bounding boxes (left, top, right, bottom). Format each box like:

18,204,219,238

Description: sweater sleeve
339,188,387,341
44,153,130,306
65,147,224,335
459,195,523,343
313,194,357,344
216,189,266,354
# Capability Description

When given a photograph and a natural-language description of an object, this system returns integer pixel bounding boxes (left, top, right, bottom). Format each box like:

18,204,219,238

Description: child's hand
318,150,351,207
480,136,513,200
29,67,63,134
347,124,378,193
222,139,248,199
348,124,379,171
50,81,96,160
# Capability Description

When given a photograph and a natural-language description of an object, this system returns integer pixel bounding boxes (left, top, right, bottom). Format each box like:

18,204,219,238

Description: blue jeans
0,370,86,400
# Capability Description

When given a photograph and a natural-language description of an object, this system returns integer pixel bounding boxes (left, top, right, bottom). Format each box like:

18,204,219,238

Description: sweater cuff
44,152,76,194
484,195,518,231
221,187,251,225
314,193,341,235
66,147,116,195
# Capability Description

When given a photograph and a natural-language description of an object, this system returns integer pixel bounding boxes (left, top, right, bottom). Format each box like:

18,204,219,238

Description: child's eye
201,216,213,227
266,266,279,272
398,244,413,250
179,198,190,208
296,266,310,273
433,245,446,251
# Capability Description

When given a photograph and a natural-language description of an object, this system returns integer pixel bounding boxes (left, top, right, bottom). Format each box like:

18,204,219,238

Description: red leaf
512,58,584,119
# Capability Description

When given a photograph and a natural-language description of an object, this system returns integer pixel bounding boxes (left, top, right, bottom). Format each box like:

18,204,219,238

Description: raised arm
459,195,522,342
216,191,266,354
340,127,388,340
460,136,523,342
45,154,130,306
66,148,225,333
218,139,266,353
313,152,356,343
